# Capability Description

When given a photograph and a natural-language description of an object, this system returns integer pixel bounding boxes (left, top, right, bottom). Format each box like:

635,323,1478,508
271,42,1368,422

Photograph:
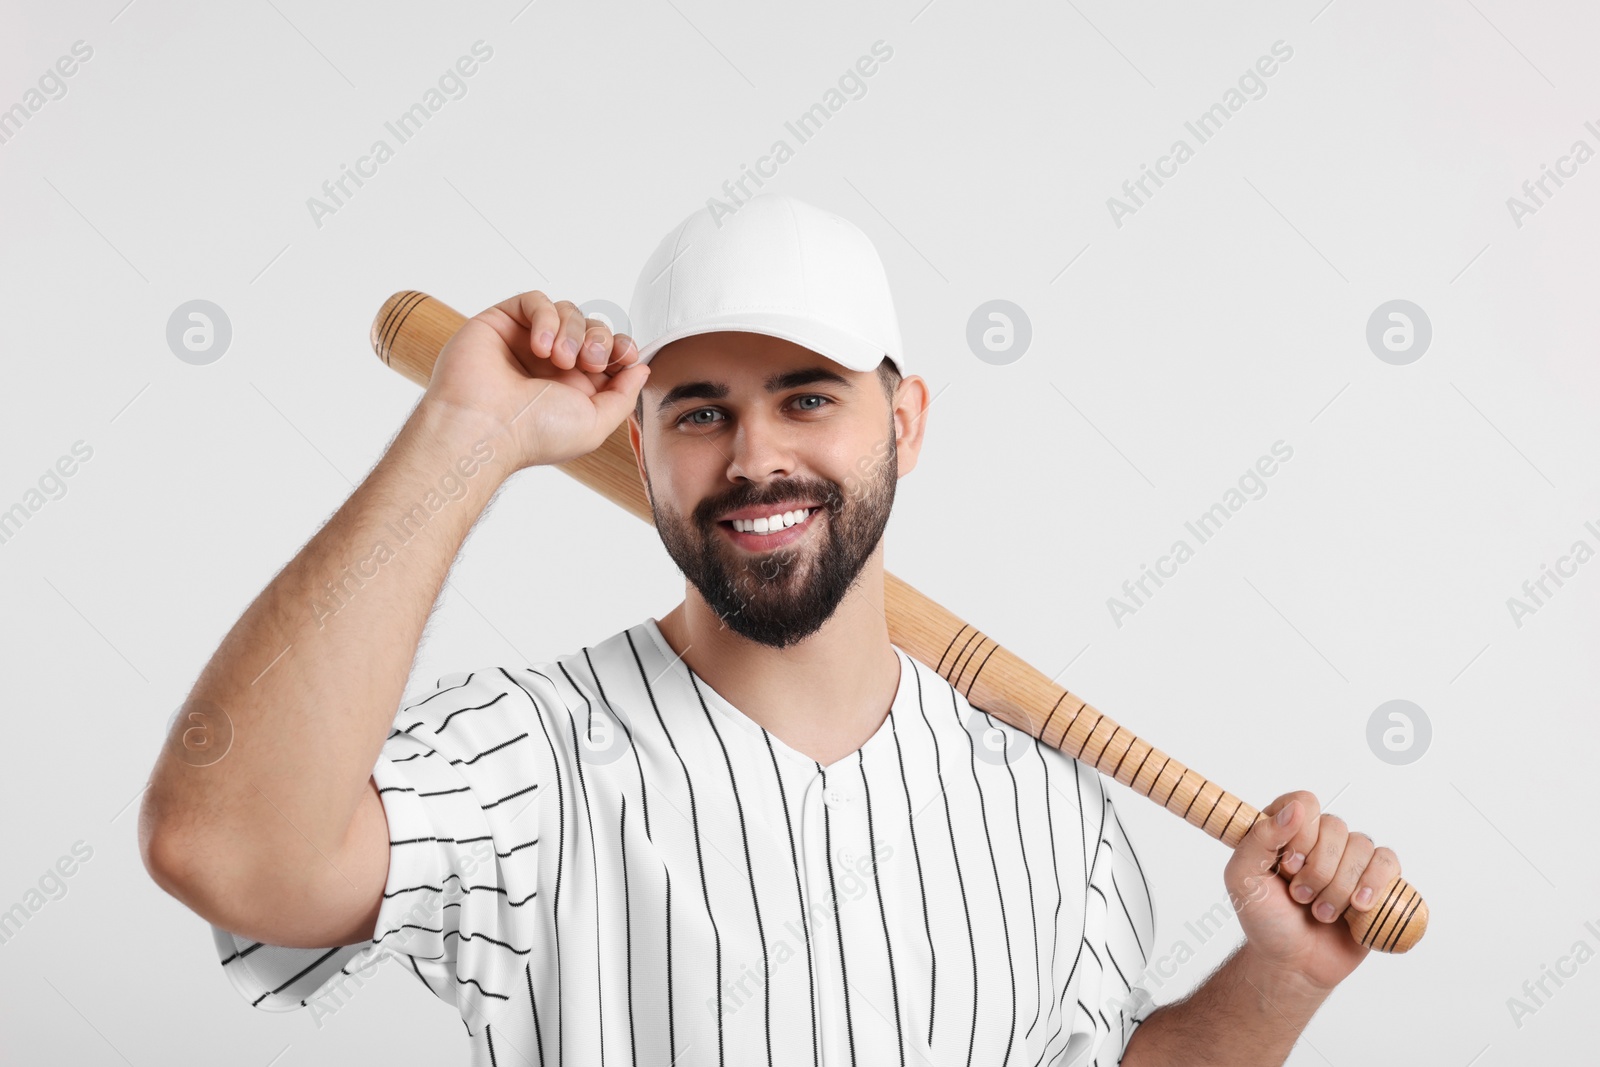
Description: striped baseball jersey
211,616,1159,1066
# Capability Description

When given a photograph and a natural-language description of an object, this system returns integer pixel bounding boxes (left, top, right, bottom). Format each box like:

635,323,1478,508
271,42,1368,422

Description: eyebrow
655,366,855,417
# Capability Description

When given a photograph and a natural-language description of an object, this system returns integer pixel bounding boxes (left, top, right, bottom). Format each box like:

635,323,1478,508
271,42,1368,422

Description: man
139,194,1404,1066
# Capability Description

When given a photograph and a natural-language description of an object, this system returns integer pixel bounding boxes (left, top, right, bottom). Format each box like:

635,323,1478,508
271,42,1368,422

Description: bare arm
1121,942,1331,1067
140,400,511,945
138,290,651,949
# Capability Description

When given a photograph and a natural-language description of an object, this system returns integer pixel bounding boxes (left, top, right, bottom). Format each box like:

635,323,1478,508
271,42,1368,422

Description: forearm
1122,943,1331,1067
140,400,511,868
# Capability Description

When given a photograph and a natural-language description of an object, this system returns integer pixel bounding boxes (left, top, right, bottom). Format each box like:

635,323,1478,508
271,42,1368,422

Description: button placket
798,772,835,1062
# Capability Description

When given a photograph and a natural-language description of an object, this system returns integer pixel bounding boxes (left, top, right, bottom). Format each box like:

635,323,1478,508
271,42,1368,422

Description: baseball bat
371,290,1428,955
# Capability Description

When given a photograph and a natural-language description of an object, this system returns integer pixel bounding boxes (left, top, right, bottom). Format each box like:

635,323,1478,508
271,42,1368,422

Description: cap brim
635,313,897,375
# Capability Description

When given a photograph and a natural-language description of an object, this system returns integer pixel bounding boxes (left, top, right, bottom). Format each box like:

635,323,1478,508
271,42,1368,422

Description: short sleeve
210,667,547,1027
1067,775,1158,1067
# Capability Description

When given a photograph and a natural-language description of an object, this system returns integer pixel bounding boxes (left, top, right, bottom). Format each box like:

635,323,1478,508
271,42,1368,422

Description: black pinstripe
209,618,1157,1067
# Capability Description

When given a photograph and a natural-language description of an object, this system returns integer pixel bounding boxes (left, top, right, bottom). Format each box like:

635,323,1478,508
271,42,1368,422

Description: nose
724,410,797,485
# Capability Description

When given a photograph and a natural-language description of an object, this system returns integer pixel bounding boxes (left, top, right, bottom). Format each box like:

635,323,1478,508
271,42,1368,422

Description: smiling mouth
716,506,824,549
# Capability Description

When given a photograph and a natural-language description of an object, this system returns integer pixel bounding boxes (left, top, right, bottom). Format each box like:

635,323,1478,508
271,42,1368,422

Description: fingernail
1293,884,1314,903
561,338,578,359
1284,852,1304,874
1354,886,1373,907
538,331,554,351
588,342,606,362
1315,902,1335,921
1276,803,1294,826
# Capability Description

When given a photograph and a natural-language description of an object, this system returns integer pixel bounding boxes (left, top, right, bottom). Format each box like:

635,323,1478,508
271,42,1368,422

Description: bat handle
1052,707,1429,954
1256,810,1428,954
905,597,1431,955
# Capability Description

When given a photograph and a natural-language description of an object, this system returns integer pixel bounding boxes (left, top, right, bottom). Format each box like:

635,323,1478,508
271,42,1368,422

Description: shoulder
388,621,657,760
901,648,1108,788
390,665,554,745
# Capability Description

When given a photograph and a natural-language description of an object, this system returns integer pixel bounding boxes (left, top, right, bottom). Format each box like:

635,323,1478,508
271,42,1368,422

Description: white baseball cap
627,193,907,377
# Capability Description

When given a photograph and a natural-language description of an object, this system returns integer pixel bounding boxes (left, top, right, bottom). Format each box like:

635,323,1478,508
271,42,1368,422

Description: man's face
629,331,909,650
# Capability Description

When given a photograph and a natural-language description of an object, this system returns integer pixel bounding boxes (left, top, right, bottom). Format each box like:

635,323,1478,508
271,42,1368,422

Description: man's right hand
419,289,652,470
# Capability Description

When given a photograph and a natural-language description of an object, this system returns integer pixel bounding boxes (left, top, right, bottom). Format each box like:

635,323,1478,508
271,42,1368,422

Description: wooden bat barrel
372,290,1428,954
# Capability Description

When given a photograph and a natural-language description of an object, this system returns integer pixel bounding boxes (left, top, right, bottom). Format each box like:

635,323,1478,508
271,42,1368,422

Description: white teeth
732,508,813,534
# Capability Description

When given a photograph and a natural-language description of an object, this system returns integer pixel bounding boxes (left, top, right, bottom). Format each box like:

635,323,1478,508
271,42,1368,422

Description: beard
645,427,897,650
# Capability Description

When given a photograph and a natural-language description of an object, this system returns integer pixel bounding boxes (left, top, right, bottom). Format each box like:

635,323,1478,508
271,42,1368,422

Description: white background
2,0,1596,1063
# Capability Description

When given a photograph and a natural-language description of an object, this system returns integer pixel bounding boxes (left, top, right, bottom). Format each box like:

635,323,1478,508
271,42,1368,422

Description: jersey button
824,787,851,810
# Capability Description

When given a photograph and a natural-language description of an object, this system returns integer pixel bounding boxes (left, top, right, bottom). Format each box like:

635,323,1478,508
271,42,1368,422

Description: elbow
137,791,344,946
139,811,260,934
138,795,200,904
137,783,229,913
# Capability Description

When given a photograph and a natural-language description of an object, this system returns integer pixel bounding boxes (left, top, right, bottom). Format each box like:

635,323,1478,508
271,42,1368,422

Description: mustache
695,480,843,525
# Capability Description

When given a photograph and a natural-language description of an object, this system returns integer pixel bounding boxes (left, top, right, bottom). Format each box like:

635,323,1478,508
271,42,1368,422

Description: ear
892,373,931,478
628,413,648,495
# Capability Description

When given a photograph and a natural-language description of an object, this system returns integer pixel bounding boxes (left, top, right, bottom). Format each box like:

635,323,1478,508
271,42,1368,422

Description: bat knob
1344,874,1428,953
371,291,463,390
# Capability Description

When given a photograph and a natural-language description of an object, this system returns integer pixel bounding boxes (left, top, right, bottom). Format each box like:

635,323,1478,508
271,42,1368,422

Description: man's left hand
1224,790,1405,995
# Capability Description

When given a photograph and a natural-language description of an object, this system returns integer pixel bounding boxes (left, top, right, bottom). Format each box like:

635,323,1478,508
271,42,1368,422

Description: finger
551,301,588,370
525,292,561,360
588,362,652,427
1276,790,1323,877
1248,793,1313,875
579,317,615,373
1289,813,1347,908
1309,829,1375,923
1224,800,1299,915
471,290,565,381
607,333,642,371
1240,796,1307,877
1348,843,1402,916
481,290,557,361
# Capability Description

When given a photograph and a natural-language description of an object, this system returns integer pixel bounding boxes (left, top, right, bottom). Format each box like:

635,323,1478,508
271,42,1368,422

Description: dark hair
634,355,902,425
874,356,902,405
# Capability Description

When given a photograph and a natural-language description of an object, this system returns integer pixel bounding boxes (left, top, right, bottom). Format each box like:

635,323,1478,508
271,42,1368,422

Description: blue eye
676,395,831,427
